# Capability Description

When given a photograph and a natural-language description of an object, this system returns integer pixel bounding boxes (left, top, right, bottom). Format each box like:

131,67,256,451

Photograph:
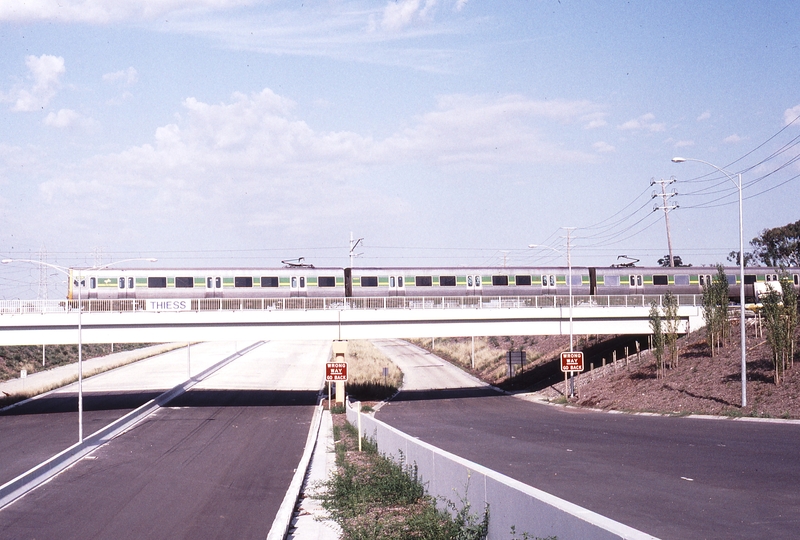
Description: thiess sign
146,299,192,312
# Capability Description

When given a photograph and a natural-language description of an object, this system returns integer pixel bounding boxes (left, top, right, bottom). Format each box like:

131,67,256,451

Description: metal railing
0,294,703,315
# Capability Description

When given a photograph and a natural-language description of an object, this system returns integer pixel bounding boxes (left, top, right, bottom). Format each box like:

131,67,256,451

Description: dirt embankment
413,325,800,419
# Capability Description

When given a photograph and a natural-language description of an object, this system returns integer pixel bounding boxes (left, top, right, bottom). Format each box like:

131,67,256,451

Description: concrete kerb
346,400,659,540
0,341,266,511
267,403,324,540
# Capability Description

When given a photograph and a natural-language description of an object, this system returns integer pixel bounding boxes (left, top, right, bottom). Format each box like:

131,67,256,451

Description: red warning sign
560,352,584,372
326,362,348,381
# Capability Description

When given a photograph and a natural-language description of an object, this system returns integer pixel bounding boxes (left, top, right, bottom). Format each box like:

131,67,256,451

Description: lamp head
671,157,686,163
1,259,12,264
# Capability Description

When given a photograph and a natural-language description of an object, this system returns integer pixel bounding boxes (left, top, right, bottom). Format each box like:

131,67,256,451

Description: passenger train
68,265,800,303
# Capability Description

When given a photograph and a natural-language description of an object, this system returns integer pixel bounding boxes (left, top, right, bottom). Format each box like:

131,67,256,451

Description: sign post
330,340,348,404
560,351,584,398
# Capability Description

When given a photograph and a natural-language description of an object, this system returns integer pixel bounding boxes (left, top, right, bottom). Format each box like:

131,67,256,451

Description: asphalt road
375,340,800,540
0,340,329,540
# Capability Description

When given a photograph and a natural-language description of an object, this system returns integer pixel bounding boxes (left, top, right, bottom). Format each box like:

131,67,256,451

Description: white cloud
381,0,437,31
454,0,468,11
617,113,665,132
582,112,608,129
43,108,80,128
674,140,694,148
592,141,615,153
4,54,65,112
697,111,711,121
724,134,744,144
784,104,800,126
0,0,254,23
103,67,138,86
32,89,601,247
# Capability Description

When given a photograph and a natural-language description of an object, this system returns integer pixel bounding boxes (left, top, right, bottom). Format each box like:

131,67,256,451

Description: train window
515,275,532,286
89,277,96,289
467,276,473,287
261,276,279,287
235,277,253,288
148,277,167,288
291,277,297,288
744,275,757,285
416,276,433,287
795,275,799,286
361,276,378,287
492,276,509,286
629,275,642,287
653,275,669,286
128,277,134,289
319,276,336,287
440,275,456,287
119,277,125,289
699,275,712,287
300,276,305,288
726,275,736,285
176,276,194,288
674,275,689,286
207,277,213,288
390,276,396,287
541,276,547,286
475,275,481,287
765,274,779,282
604,275,620,287
398,276,404,287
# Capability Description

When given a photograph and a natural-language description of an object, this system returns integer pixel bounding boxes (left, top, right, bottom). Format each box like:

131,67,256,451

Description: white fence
0,294,703,315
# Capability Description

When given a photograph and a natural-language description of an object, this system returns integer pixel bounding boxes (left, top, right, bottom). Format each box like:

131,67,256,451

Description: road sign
326,362,348,381
560,351,584,372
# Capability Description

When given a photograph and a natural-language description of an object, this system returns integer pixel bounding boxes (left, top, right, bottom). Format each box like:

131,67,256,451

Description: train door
541,274,557,295
118,275,136,299
388,275,405,296
465,274,482,296
628,274,644,294
206,276,222,298
291,276,307,297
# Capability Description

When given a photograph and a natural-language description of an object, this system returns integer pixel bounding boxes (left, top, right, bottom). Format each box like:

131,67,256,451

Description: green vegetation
321,415,489,540
702,265,730,356
760,271,798,385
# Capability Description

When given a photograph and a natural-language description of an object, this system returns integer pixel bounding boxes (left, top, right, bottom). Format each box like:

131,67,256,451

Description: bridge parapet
0,294,703,315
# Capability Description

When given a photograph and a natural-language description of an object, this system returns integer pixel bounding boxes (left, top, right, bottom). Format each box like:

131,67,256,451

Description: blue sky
1,1,799,297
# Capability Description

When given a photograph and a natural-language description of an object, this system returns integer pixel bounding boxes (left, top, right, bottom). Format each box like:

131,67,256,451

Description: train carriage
69,265,800,303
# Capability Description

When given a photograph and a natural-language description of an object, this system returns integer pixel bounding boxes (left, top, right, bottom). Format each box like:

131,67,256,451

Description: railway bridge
0,295,704,346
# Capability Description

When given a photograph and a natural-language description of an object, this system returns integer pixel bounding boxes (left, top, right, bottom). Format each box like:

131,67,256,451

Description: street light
672,156,747,407
2,257,157,441
530,227,576,394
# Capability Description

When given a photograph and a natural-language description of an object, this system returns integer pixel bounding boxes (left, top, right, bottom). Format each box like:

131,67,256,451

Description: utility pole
651,177,678,267
349,232,363,268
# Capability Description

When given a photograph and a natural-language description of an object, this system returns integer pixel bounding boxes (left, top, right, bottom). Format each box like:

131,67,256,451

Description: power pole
651,177,678,267
349,232,363,268
37,246,48,301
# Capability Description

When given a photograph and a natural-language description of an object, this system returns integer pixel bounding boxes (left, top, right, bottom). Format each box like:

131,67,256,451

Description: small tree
649,301,665,378
663,290,680,369
760,271,798,385
702,265,730,355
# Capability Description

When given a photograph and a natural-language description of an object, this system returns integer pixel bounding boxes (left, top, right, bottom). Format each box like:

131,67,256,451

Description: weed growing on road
320,414,489,540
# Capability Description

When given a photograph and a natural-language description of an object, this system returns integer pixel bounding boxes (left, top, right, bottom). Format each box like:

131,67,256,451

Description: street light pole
672,157,747,407
2,257,157,442
530,227,576,394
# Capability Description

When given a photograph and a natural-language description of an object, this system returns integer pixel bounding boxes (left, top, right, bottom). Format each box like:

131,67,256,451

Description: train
67,265,800,303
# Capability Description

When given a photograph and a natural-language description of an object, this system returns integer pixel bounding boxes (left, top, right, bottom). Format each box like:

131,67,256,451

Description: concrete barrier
347,401,658,540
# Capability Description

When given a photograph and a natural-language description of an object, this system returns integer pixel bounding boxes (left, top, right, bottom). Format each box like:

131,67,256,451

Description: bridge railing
0,294,703,315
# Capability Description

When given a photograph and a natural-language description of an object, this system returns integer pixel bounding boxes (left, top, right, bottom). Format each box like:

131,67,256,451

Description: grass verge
320,411,489,540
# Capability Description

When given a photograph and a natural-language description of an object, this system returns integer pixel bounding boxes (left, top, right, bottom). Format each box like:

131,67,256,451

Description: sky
1,0,799,298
